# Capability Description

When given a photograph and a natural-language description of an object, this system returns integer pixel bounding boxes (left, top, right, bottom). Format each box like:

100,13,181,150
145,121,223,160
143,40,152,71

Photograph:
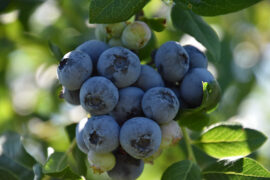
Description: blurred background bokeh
0,0,270,179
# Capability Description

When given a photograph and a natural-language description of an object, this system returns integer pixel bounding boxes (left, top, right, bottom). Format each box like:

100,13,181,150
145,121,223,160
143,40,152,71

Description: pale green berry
87,151,116,174
160,121,182,149
108,38,123,47
95,22,126,41
121,21,151,50
95,24,107,42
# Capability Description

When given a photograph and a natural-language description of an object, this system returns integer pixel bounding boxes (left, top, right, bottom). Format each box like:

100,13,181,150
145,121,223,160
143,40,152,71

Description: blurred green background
0,0,270,179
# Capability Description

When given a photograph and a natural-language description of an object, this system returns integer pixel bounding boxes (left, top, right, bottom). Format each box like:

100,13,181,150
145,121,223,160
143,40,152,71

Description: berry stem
181,127,197,163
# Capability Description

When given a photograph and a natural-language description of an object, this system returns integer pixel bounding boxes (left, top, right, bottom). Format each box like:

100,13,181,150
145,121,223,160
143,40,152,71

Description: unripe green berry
160,121,182,149
95,25,107,42
121,21,151,50
87,151,116,174
108,38,123,47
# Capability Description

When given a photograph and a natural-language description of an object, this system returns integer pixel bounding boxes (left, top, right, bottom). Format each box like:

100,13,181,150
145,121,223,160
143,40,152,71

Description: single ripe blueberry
76,40,109,66
57,50,93,90
179,68,215,108
80,76,119,115
108,152,144,180
83,115,120,153
183,45,208,69
120,117,162,159
155,41,189,82
76,117,89,154
121,21,151,50
97,47,141,88
134,65,165,91
61,86,80,105
142,87,180,124
110,87,144,125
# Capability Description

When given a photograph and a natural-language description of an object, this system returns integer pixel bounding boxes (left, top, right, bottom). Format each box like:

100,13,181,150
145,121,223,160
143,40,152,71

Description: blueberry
76,40,109,66
110,87,144,125
155,41,189,82
57,50,93,90
76,117,89,154
61,86,80,105
121,21,151,50
160,120,181,149
83,115,120,153
134,65,165,91
80,76,119,115
120,117,161,159
87,151,116,173
184,45,208,69
108,152,144,180
179,68,215,108
97,47,141,88
142,87,180,124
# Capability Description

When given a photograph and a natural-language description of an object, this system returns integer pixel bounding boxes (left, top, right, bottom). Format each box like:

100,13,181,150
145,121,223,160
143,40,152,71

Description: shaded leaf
162,160,202,180
178,111,210,132
203,157,270,179
0,168,18,180
65,124,87,176
33,163,43,180
175,0,262,16
193,123,267,158
0,131,36,167
0,155,34,180
89,0,150,23
43,152,82,179
141,17,166,32
48,41,63,60
171,4,220,61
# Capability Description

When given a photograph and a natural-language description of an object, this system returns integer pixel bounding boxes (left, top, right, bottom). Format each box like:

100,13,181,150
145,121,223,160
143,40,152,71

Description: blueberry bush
0,0,270,180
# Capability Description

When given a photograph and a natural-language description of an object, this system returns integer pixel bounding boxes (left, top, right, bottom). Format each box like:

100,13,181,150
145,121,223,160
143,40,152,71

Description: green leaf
0,168,18,180
175,0,262,16
171,4,220,61
201,81,221,111
65,124,87,176
141,17,166,32
203,157,270,179
193,123,267,158
0,131,36,167
43,152,82,180
33,164,43,180
89,0,150,23
65,123,77,142
48,41,63,60
162,160,202,180
178,111,210,132
0,155,34,180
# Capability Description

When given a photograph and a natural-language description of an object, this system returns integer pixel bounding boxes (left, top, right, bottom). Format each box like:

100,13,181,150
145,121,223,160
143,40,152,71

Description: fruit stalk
181,127,197,163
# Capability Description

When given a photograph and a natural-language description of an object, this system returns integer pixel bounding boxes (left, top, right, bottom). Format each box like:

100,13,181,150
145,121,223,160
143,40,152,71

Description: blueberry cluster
57,21,217,180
